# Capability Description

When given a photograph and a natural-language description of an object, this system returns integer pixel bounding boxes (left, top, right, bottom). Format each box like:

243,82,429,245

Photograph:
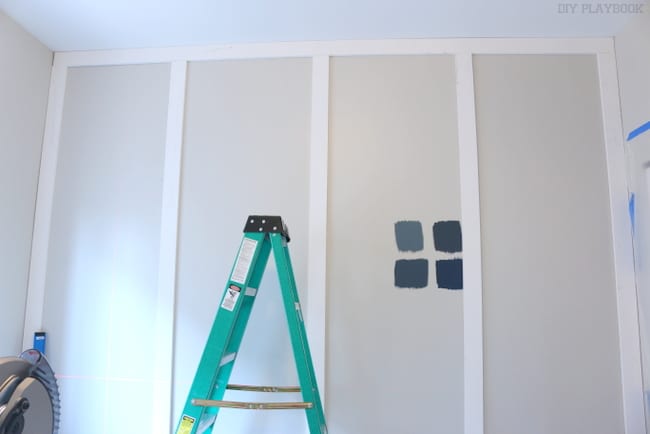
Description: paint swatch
435,259,463,290
394,259,428,288
394,220,424,252
433,220,462,253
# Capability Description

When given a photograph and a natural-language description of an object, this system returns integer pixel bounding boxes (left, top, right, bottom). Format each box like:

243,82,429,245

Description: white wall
174,58,312,433
0,11,52,356
615,9,650,431
42,63,170,434
21,39,641,434
475,54,624,434
327,55,464,434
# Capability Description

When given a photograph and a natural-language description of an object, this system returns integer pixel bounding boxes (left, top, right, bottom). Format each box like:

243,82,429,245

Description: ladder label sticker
231,238,258,284
177,415,195,434
221,285,242,312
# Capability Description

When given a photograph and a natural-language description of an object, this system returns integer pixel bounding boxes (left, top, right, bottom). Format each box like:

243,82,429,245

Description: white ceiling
0,0,642,52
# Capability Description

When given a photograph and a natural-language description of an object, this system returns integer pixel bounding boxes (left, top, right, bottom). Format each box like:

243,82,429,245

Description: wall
42,63,170,434
327,55,464,434
615,8,650,431
0,11,52,356
475,54,624,434
615,9,650,136
174,58,312,433
23,39,639,434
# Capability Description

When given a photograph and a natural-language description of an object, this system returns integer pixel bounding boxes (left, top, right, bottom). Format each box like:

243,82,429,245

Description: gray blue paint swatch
394,221,424,252
433,221,462,253
436,259,463,290
393,219,464,291
395,259,429,288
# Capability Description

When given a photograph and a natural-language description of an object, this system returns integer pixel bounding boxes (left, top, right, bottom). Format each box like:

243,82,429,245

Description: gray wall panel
475,54,624,434
174,58,312,433
327,55,464,434
43,63,169,434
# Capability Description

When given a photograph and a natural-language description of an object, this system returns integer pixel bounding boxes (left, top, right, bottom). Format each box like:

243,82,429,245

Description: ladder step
220,353,236,367
192,399,313,410
226,384,301,393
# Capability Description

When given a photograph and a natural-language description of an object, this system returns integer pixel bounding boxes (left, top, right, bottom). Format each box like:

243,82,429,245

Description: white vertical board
597,50,647,434
152,61,187,434
455,53,484,434
306,55,330,407
22,59,67,351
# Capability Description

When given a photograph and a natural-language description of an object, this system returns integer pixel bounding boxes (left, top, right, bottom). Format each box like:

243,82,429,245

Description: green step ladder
175,216,327,434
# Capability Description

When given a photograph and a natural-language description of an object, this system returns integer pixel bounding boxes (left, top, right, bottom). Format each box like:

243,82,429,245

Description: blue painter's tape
627,121,650,141
33,332,46,355
629,193,636,234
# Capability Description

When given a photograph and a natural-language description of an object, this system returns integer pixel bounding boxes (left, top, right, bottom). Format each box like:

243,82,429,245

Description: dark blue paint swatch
433,221,462,253
395,259,428,288
394,221,424,252
436,259,463,290
436,259,463,289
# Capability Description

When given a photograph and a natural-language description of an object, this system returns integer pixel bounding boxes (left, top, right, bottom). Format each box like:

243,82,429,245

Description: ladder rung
192,399,313,410
226,384,301,393
220,353,236,366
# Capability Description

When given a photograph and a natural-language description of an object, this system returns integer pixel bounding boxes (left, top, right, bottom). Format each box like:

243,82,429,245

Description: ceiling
0,0,643,52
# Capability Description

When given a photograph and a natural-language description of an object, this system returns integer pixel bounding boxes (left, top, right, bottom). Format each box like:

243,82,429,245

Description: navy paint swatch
394,221,424,252
394,259,429,288
436,259,463,290
433,221,462,253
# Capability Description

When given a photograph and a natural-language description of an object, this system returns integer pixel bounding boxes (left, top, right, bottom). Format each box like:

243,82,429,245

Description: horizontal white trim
55,38,613,67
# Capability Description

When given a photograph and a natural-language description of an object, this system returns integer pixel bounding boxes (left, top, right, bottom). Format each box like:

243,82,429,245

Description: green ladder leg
174,216,327,434
270,233,327,434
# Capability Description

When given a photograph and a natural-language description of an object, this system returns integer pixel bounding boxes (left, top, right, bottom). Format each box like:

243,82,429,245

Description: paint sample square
436,259,463,290
433,220,462,253
394,221,424,252
394,259,428,289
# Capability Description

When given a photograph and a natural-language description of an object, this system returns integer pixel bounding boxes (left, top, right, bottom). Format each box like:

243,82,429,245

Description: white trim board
54,38,613,68
22,37,644,434
598,48,648,434
152,60,187,434
456,53,484,434
306,55,330,410
22,58,68,350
